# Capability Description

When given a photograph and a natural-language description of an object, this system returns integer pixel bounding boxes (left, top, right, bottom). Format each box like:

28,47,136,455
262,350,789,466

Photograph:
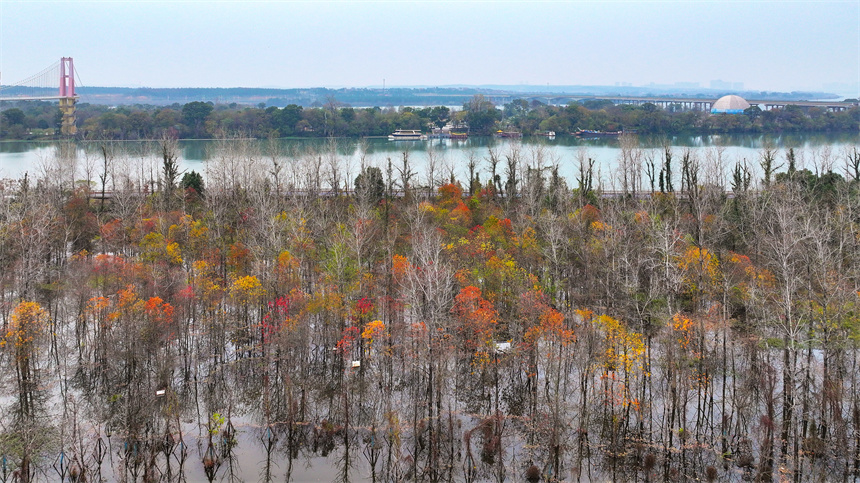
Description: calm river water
1,132,859,188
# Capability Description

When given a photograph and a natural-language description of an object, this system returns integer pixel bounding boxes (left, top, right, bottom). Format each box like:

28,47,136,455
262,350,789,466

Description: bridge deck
0,96,74,101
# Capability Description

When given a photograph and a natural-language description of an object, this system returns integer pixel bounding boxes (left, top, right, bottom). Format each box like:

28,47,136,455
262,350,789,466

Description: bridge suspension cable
1,58,81,135
0,59,77,100
12,60,60,88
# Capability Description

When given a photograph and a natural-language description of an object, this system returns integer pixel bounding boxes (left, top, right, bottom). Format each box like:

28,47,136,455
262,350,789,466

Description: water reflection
182,141,208,161
0,140,40,153
1,133,858,182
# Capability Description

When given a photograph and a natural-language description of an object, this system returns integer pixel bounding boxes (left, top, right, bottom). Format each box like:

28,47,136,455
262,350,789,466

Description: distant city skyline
1,1,858,95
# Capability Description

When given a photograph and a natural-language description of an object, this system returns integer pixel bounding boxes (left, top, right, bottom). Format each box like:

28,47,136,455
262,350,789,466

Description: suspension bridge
0,57,79,135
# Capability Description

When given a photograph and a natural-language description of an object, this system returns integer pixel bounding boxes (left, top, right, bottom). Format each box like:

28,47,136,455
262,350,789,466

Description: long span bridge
0,57,78,135
484,94,856,112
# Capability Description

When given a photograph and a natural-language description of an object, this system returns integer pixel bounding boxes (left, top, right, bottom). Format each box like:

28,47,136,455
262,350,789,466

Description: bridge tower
58,57,77,135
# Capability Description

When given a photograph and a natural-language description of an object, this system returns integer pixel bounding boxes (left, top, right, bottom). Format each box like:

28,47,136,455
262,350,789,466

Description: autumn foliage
2,140,860,482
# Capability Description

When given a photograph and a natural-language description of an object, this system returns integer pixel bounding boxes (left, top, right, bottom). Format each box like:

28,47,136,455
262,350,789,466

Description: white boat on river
388,129,427,141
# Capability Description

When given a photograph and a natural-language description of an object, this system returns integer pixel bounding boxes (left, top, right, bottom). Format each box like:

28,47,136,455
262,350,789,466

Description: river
1,132,858,189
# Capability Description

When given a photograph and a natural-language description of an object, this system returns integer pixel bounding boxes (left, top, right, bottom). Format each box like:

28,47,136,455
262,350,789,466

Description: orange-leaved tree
452,285,498,366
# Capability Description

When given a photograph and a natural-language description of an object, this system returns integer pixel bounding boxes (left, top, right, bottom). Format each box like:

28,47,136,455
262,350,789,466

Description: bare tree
325,137,344,195
397,150,415,196
503,142,521,201
424,143,440,197
486,146,502,197
617,133,642,197
576,148,595,204
467,151,480,195
844,145,860,182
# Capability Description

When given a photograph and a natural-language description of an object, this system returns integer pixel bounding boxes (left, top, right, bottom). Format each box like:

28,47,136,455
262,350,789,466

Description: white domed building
711,95,751,114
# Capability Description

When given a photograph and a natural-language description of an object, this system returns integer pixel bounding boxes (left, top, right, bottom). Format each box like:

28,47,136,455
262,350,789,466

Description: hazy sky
2,0,858,93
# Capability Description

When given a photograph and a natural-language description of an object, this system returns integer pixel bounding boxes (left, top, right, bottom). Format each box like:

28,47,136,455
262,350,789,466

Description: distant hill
1,85,839,107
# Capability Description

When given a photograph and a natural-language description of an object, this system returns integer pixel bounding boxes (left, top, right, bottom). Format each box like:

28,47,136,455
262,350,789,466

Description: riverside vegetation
3,135,860,481
1,93,858,140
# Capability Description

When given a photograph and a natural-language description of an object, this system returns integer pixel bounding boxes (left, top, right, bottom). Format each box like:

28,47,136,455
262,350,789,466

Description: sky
1,0,858,94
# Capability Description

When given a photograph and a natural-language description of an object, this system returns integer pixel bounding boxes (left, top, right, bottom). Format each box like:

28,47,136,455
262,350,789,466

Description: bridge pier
59,97,76,135
59,57,77,136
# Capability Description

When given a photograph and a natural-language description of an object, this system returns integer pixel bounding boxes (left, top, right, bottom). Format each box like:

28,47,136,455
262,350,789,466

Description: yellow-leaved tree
592,313,647,444
3,301,49,420
230,275,266,354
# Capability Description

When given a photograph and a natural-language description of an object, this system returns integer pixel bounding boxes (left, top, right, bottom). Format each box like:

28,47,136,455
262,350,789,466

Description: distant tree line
0,101,61,139
1,94,858,140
